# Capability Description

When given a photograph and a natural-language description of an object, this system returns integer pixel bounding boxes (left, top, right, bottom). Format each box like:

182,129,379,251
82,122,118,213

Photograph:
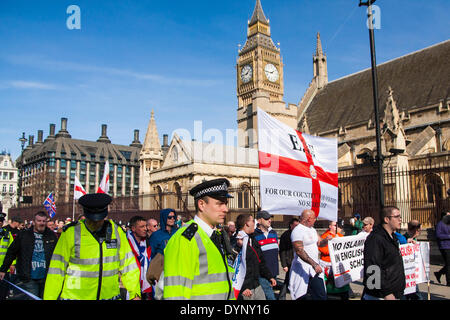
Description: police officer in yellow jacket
0,213,13,267
43,193,141,300
163,178,235,300
0,212,15,300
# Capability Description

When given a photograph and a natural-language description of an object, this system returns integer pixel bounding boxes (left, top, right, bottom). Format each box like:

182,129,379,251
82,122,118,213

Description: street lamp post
359,0,385,220
17,132,27,207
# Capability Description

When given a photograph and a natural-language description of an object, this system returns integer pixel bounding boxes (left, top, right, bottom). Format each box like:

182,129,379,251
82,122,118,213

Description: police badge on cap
78,193,112,221
189,178,234,200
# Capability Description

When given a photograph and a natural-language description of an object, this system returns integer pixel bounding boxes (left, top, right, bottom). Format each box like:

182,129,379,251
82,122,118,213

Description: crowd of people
0,178,449,301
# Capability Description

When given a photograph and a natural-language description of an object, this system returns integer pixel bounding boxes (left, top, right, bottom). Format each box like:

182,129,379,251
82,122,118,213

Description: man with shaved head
288,209,332,300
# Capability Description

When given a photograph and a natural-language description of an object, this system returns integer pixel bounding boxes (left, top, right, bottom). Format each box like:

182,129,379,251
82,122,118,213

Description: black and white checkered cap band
194,183,228,199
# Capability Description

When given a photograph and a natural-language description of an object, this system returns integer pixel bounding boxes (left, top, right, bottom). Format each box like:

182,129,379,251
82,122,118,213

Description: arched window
237,183,250,209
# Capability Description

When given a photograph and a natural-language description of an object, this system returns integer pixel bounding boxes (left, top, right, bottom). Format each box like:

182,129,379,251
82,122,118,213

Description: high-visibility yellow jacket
0,228,14,267
43,219,141,300
163,221,235,300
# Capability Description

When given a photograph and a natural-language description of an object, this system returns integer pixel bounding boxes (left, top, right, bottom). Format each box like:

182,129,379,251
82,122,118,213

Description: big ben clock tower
237,0,296,148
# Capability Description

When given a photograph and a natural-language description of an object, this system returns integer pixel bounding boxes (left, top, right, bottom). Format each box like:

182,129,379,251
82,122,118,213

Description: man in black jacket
278,217,300,300
0,211,57,299
362,206,406,300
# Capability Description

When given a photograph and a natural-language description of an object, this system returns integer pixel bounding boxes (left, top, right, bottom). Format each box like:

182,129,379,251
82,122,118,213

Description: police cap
189,178,233,200
78,193,112,221
0,212,6,221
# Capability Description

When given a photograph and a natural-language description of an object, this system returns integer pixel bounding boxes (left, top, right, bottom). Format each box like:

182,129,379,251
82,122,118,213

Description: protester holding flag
0,211,57,299
232,213,276,300
127,216,153,300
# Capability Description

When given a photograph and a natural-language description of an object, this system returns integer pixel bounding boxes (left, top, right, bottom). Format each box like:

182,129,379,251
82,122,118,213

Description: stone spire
139,110,163,195
241,0,277,54
142,110,162,154
316,31,323,56
313,32,328,89
249,0,269,26
383,86,402,133
382,86,407,155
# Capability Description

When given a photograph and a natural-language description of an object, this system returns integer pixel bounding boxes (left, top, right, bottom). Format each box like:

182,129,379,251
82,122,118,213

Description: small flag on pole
97,160,110,194
43,192,57,219
74,176,86,200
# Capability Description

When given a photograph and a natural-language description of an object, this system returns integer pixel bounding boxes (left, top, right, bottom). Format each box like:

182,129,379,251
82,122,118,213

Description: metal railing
9,159,449,229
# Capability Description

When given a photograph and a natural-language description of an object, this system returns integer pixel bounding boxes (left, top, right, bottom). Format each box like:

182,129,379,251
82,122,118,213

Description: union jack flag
43,192,56,219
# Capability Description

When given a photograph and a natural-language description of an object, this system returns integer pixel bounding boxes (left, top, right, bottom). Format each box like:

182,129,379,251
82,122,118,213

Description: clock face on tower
264,63,279,82
240,64,253,83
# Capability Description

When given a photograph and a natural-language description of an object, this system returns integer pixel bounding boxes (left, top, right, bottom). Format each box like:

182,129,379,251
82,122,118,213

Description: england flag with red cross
257,108,338,221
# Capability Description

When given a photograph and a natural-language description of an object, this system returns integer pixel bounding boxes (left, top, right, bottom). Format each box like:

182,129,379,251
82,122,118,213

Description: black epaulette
182,223,198,241
63,221,79,232
0,227,9,239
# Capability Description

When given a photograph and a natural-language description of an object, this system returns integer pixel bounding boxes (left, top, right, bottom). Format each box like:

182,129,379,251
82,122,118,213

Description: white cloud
7,80,59,90
2,54,223,87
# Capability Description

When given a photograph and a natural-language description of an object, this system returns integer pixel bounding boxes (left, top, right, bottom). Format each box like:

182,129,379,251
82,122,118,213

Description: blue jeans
258,277,276,300
12,279,45,300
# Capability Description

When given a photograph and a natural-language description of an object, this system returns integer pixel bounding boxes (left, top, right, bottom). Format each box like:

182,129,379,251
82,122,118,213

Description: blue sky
1,0,449,160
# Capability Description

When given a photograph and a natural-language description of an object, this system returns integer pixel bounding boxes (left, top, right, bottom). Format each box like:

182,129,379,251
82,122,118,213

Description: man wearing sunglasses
149,209,178,259
362,206,406,300
146,218,159,238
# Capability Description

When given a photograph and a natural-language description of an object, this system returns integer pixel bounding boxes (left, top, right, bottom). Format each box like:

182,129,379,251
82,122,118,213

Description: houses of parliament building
14,1,449,228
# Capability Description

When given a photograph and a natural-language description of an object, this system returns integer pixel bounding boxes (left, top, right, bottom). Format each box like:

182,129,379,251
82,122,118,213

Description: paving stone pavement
273,261,449,300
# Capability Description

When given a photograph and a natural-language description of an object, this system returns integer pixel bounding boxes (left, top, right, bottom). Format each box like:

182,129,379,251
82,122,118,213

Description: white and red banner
328,236,431,291
257,108,338,221
74,176,86,200
97,160,110,194
328,233,368,288
400,242,430,295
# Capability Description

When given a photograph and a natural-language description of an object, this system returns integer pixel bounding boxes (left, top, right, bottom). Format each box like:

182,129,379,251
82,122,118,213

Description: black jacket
0,227,58,281
238,234,273,297
363,224,406,299
279,229,294,269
